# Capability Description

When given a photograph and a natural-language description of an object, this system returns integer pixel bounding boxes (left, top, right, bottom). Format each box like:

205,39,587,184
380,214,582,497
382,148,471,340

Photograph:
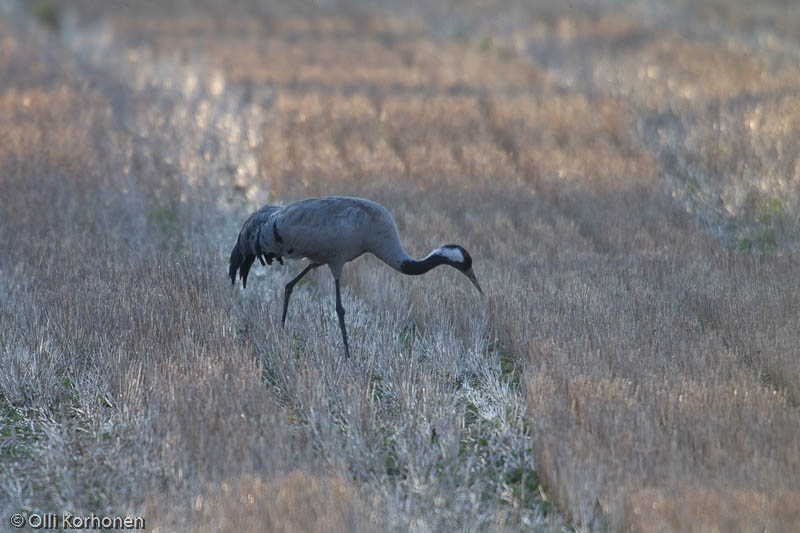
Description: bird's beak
464,268,483,295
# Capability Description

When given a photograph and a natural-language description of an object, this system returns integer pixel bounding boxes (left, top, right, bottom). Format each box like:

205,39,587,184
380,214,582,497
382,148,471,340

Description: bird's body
229,196,482,357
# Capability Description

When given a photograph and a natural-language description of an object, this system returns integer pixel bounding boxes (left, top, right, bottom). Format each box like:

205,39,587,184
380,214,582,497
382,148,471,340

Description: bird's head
437,245,483,294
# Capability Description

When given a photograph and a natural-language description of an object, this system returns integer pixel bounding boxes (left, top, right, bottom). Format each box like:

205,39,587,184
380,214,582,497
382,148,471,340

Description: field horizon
2,0,799,531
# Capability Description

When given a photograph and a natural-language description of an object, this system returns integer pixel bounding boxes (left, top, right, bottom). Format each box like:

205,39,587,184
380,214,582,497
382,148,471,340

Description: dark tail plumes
229,204,281,289
228,234,256,288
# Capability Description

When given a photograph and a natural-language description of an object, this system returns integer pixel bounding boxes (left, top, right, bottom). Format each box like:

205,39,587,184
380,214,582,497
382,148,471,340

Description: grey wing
229,204,282,288
274,198,373,264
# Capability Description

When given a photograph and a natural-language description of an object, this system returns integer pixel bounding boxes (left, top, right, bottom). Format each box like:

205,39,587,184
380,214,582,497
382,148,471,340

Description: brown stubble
511,6,800,530
3,1,800,531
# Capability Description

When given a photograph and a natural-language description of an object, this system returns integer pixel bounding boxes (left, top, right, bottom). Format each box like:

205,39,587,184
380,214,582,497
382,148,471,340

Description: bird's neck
398,251,448,276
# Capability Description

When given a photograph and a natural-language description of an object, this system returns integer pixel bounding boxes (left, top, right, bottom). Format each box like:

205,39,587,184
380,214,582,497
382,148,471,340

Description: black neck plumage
399,253,448,276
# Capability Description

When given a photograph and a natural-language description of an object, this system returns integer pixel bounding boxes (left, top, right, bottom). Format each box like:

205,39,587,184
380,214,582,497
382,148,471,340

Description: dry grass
184,472,367,533
2,0,800,531
625,487,800,532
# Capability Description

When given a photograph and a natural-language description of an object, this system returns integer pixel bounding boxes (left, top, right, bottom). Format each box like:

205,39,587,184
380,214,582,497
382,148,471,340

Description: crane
229,196,482,358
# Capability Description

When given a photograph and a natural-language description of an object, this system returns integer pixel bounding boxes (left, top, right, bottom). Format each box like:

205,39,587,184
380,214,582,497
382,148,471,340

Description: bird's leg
282,263,318,326
334,279,350,358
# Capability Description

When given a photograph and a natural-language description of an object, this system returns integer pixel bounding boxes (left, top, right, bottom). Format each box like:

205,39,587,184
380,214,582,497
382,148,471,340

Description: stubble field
1,0,799,531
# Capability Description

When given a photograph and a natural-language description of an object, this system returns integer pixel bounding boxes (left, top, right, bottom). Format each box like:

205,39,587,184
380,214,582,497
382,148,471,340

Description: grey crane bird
229,196,482,358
